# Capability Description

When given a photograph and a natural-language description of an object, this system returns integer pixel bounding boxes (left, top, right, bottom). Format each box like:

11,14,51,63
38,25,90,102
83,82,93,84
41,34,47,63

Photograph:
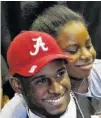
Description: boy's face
20,60,71,116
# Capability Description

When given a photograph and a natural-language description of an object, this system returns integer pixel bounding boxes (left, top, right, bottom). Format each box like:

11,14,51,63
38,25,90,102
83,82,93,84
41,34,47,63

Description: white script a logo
30,37,48,56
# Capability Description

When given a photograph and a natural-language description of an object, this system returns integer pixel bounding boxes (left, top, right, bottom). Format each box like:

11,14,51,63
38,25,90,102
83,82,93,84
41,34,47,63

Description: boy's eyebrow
31,75,46,81
30,67,66,80
57,67,66,72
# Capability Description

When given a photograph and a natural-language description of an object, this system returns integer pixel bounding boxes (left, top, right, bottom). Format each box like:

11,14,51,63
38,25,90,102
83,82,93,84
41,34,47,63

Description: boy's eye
57,69,66,78
35,77,49,85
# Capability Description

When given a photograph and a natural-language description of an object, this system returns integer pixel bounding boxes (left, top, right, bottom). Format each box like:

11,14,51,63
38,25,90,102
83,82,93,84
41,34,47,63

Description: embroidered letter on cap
29,65,37,73
30,37,48,56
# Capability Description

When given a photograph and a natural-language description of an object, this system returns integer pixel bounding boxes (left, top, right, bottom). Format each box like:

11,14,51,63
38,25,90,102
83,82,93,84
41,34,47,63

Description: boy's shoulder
0,93,27,118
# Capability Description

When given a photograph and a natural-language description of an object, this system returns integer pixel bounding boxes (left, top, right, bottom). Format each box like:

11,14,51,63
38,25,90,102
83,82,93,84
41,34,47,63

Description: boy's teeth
45,96,63,103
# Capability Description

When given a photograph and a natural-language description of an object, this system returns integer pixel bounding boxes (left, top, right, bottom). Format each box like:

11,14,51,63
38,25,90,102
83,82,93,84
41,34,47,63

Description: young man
0,31,99,118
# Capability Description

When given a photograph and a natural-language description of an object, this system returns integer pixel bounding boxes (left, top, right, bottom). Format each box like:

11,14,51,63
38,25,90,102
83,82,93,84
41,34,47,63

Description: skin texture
12,60,71,117
57,21,96,93
57,21,96,79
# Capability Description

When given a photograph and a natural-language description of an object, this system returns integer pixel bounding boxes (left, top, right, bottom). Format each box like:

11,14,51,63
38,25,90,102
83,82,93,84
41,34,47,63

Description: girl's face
57,21,96,79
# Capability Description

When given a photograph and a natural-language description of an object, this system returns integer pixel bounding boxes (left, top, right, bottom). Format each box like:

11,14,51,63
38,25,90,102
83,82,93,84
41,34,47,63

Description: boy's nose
48,80,64,95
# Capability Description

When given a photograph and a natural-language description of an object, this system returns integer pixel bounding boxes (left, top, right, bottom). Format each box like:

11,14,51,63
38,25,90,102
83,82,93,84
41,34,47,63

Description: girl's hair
30,5,85,38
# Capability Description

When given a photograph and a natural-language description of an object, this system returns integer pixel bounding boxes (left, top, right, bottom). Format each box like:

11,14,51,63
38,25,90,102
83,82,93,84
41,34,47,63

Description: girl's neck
70,76,88,93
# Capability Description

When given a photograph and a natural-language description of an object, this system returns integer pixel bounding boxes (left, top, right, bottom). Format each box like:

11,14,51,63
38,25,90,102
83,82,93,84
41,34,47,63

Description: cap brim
12,54,70,77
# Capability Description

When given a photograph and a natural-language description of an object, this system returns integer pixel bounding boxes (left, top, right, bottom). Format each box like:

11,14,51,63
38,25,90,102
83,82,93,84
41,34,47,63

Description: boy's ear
10,76,23,94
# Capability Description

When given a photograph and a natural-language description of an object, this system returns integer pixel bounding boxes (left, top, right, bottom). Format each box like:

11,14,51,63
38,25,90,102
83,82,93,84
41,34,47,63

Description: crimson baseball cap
7,31,70,77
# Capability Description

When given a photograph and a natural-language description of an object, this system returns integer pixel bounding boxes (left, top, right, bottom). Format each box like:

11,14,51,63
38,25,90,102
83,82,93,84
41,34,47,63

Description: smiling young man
0,31,99,118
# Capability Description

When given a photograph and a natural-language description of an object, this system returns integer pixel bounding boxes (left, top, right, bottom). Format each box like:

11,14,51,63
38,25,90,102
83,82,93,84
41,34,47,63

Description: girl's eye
86,40,92,50
67,50,77,54
64,46,79,54
86,44,92,49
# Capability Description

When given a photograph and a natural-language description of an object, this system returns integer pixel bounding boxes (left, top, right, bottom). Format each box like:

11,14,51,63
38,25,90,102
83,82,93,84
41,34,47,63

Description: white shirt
0,93,27,118
78,59,101,99
27,93,77,118
0,93,77,118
